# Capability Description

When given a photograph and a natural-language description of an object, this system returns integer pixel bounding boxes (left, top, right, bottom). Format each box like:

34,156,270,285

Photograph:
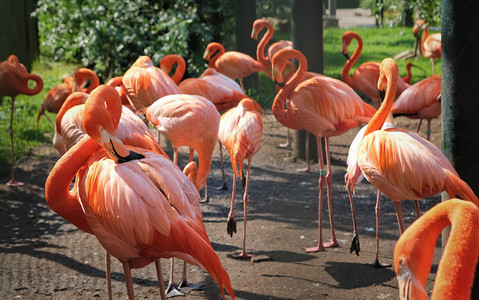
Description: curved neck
160,55,186,85
73,68,100,93
402,63,413,84
362,62,397,137
421,28,429,54
255,22,274,68
7,56,44,95
208,44,225,68
272,50,308,126
341,33,363,88
45,136,99,234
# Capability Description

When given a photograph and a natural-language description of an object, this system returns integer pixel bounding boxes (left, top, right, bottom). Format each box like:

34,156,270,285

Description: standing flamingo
391,74,441,140
45,85,235,300
37,68,100,127
415,19,441,75
0,55,43,186
122,56,180,111
394,199,479,300
203,42,272,91
357,58,479,236
271,49,376,252
218,98,263,259
341,31,410,108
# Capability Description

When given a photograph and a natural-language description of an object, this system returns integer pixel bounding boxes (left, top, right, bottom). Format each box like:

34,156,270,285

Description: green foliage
34,0,235,81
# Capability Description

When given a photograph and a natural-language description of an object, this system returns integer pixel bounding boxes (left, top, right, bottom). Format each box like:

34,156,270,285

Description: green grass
0,26,439,175
0,59,79,174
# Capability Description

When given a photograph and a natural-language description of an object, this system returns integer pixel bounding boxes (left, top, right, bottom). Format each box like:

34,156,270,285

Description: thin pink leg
393,201,406,234
106,252,112,300
121,260,135,300
279,127,291,148
7,96,24,186
347,186,360,256
166,258,184,297
154,260,167,300
173,148,179,166
215,141,227,190
233,160,253,259
413,200,421,218
371,190,391,268
426,119,432,141
416,119,423,135
306,136,326,252
227,173,237,238
188,147,194,162
323,137,338,248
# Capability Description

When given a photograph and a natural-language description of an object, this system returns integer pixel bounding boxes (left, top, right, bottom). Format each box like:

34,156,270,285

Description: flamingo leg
154,260,167,300
371,190,391,268
227,173,237,238
7,96,24,186
166,258,184,297
297,131,311,172
323,137,338,248
106,252,113,300
188,147,194,162
121,260,135,300
416,119,423,135
430,58,436,75
215,140,228,190
426,119,432,141
178,260,204,291
233,159,253,259
413,200,422,218
306,136,327,252
279,127,291,148
347,186,360,256
173,148,179,166
393,201,406,234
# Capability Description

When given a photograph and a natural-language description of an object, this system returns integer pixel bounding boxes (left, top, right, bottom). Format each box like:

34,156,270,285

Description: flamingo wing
424,33,441,58
392,75,441,118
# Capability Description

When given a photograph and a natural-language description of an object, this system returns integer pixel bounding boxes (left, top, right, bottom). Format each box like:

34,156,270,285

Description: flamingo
341,31,410,108
401,62,414,84
145,94,221,293
0,54,43,186
415,19,441,75
37,68,100,127
45,85,235,300
203,42,272,91
106,76,134,110
159,54,186,85
122,56,180,111
271,49,376,252
394,199,479,300
391,74,441,140
218,98,263,259
357,58,479,236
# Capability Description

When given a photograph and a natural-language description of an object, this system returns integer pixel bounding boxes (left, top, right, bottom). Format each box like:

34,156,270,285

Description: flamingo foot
199,196,209,203
213,183,228,190
166,285,185,298
178,280,203,292
369,259,391,268
323,240,339,248
305,244,325,253
7,179,25,186
230,251,253,259
278,141,291,148
227,217,237,237
296,166,310,173
349,232,360,256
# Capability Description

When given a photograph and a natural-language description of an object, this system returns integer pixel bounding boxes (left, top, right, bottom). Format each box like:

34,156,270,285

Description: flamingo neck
421,28,429,54
255,22,273,68
362,70,397,137
73,69,100,94
341,34,363,88
160,55,186,85
208,46,225,69
45,136,100,234
272,51,307,127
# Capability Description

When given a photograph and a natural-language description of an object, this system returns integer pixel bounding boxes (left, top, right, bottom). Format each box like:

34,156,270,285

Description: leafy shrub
34,0,235,81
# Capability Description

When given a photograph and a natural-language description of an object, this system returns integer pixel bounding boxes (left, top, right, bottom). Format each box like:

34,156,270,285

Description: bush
34,0,235,81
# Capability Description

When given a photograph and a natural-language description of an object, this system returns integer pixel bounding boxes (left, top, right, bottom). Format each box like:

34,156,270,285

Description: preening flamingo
203,42,272,91
159,54,186,85
341,31,410,108
271,49,376,252
394,199,479,300
37,67,100,127
357,58,479,236
122,56,180,111
391,74,441,140
45,85,235,300
415,19,441,75
106,76,134,110
401,62,414,84
0,54,43,186
218,98,263,259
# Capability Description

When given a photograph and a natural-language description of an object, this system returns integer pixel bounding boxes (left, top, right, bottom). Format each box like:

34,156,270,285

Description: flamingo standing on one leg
394,199,479,300
203,42,272,91
45,85,235,300
415,19,441,75
391,74,441,140
271,49,376,252
218,98,263,259
341,31,410,108
37,67,100,127
357,58,479,236
0,55,43,186
145,94,221,294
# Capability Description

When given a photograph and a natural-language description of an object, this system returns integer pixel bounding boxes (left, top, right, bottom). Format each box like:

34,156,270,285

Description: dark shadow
324,261,397,289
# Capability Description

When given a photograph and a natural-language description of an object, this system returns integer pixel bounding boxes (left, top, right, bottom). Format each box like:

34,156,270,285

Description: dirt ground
0,109,443,300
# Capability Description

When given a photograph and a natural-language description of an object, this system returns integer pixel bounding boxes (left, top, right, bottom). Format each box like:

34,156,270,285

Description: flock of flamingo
1,17,478,300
